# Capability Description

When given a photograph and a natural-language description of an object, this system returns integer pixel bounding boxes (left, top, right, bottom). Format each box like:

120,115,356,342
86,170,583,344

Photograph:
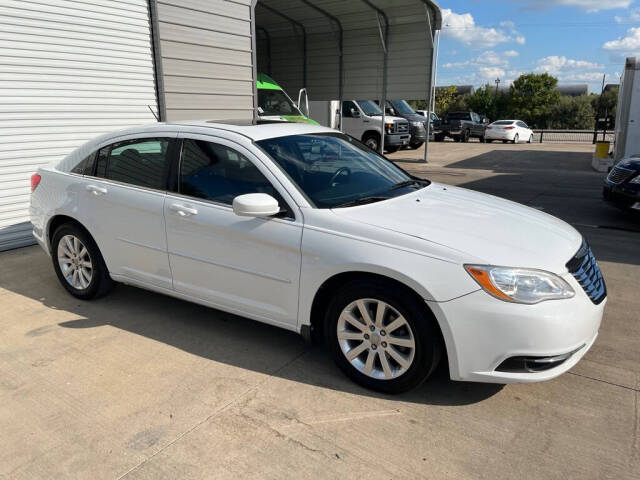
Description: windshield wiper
388,179,428,191
334,196,389,208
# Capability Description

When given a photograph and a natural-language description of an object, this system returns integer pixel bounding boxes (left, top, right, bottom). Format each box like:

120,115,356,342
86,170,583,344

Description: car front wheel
325,280,441,393
51,224,114,299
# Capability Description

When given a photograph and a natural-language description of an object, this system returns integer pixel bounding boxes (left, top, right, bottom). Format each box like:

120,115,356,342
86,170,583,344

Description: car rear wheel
51,224,114,300
528,134,533,143
461,130,470,143
325,280,441,393
512,133,519,144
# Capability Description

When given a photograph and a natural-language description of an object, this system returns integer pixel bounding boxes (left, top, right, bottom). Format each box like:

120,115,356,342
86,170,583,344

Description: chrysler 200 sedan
30,122,606,393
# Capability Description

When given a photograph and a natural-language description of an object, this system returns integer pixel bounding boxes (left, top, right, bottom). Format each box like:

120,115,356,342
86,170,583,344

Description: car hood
332,183,582,272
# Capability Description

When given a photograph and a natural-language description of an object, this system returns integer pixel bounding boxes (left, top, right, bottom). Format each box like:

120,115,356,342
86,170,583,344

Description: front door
164,135,303,328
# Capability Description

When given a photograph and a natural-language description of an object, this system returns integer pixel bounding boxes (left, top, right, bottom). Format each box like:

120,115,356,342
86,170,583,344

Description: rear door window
97,138,171,190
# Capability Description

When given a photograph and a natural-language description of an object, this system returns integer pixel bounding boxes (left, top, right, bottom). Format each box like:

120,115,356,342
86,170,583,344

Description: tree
434,86,458,115
510,73,560,128
550,95,595,129
592,87,618,126
467,85,495,118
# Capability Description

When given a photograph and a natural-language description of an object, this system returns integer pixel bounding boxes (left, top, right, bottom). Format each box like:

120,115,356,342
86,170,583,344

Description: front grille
395,122,409,134
566,241,606,305
607,166,635,184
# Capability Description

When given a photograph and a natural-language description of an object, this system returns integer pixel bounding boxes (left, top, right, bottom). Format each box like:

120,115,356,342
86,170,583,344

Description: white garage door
0,0,158,251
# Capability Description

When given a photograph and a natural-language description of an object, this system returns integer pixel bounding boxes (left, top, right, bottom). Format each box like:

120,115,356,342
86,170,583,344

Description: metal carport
253,0,442,158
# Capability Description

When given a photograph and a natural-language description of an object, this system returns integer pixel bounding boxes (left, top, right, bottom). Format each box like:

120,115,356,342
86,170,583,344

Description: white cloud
603,27,640,52
441,9,525,48
514,0,631,12
443,50,519,69
535,56,605,83
615,8,640,23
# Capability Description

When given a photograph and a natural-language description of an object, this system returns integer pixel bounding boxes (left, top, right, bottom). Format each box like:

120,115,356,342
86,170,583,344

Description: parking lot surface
1,143,638,479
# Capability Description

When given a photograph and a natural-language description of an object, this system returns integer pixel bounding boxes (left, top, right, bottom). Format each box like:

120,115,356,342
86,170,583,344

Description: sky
436,0,640,93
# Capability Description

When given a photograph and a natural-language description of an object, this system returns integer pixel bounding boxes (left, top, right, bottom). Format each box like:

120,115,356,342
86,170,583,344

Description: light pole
494,77,501,96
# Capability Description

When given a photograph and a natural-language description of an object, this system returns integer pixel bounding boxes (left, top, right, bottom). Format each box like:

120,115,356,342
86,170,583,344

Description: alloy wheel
57,234,93,290
336,298,416,380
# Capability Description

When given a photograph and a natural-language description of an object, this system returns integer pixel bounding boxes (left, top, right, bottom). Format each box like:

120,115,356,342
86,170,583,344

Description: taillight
505,126,515,130
486,126,492,130
31,173,41,192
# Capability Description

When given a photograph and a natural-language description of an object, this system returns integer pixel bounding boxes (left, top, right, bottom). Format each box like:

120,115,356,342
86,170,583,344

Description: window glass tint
517,121,528,128
342,101,357,118
180,139,280,206
105,139,170,189
493,121,514,126
95,148,109,178
356,100,382,116
71,152,96,175
447,112,471,120
389,100,415,115
257,133,423,209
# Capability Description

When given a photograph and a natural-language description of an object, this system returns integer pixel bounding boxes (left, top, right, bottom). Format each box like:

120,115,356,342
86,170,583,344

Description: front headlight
411,121,424,127
464,265,575,304
629,174,640,184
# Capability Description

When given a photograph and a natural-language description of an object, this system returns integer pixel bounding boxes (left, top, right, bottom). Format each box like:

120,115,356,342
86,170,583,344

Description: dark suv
603,156,640,212
380,100,429,149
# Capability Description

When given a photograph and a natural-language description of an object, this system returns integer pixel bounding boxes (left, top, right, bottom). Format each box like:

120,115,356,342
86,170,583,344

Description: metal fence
532,130,615,144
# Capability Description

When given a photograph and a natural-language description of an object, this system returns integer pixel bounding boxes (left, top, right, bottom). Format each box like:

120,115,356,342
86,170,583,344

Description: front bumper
426,279,605,384
385,133,410,146
409,125,427,142
603,184,640,210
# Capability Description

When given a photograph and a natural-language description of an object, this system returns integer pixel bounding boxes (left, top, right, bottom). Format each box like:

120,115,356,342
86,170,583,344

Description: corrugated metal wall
154,0,255,121
0,0,158,251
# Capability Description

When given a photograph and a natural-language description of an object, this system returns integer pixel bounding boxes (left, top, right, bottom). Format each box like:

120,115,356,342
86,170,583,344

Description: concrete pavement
0,142,638,479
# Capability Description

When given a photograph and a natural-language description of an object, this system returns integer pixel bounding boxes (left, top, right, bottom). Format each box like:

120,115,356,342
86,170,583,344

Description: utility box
613,57,640,162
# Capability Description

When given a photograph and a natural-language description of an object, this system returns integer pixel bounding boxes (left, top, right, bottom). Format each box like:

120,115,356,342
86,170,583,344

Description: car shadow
0,247,503,406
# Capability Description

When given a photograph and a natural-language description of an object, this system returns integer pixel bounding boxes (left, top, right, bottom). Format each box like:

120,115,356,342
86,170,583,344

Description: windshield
390,100,415,115
356,100,383,116
256,133,428,209
258,89,300,116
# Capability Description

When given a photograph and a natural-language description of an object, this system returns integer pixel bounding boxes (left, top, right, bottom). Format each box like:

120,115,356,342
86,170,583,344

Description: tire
480,134,486,143
363,133,380,152
528,134,533,144
409,141,424,150
461,130,470,143
325,279,442,393
385,145,400,153
486,139,493,143
434,134,445,142
51,223,114,300
512,133,519,144
502,140,508,144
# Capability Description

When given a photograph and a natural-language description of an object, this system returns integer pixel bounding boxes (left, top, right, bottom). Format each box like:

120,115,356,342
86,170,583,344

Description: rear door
164,134,303,328
80,134,177,289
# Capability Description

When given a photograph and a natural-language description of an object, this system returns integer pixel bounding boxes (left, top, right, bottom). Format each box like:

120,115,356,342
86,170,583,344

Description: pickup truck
434,111,488,142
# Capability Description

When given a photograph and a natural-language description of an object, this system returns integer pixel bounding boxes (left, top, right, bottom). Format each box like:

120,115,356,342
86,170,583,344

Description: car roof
492,120,518,123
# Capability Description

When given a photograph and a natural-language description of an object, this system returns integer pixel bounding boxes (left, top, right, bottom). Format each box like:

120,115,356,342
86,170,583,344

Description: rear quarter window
70,152,97,175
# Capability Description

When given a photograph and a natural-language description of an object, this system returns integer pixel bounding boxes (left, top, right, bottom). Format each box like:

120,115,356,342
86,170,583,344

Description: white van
309,100,410,152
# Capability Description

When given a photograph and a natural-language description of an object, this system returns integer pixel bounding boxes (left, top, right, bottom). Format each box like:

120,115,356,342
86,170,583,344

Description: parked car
485,120,534,144
602,155,640,212
31,122,606,393
379,100,429,149
434,111,487,142
340,100,411,153
257,73,318,125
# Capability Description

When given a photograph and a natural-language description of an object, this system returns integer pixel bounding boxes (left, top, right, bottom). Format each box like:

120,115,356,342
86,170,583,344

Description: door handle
86,184,107,196
169,203,198,217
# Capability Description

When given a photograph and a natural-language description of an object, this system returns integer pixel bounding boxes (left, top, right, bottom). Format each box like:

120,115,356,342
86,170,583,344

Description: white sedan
485,120,534,144
30,122,605,393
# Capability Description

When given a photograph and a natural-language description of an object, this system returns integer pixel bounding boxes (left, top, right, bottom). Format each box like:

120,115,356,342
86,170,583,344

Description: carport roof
254,0,442,100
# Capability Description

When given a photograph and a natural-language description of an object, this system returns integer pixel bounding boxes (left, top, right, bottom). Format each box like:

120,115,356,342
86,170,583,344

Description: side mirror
232,193,280,217
350,108,360,118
